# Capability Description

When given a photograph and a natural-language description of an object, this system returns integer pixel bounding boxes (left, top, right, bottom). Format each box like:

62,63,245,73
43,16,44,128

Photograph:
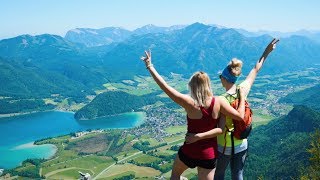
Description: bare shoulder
215,96,230,110
212,96,222,118
181,94,196,109
213,96,224,108
216,95,228,103
181,93,194,103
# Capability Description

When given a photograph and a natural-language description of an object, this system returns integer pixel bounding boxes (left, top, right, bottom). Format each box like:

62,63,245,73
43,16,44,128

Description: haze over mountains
65,24,186,47
1,23,320,98
235,28,320,43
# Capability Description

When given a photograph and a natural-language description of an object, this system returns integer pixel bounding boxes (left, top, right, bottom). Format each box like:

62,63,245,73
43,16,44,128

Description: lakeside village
72,105,185,142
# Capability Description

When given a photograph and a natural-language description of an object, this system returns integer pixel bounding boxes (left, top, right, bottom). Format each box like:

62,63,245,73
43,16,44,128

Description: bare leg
171,154,189,180
198,167,215,180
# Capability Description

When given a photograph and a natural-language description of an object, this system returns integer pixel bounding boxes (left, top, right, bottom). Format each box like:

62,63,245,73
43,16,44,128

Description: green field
153,149,177,157
44,155,115,179
116,134,135,146
165,125,187,134
163,168,197,179
98,163,161,179
252,110,274,127
131,154,161,165
46,168,93,179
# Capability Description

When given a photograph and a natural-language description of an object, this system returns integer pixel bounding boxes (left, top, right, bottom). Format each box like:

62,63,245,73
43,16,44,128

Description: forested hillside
0,57,91,98
74,91,161,120
245,105,320,178
279,83,320,112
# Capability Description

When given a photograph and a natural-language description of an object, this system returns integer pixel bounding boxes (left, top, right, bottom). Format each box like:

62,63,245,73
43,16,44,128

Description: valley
2,66,319,179
1,22,320,179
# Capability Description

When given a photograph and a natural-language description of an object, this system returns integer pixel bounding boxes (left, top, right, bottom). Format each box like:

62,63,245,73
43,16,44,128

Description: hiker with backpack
140,50,247,180
185,38,279,180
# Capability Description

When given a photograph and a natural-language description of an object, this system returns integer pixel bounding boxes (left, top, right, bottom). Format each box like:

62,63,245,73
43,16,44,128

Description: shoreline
0,109,145,120
77,111,146,121
0,109,75,119
12,141,57,152
0,110,145,170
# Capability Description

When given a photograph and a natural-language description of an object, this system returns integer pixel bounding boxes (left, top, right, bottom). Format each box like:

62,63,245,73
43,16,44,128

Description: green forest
74,91,162,120
280,83,320,112
0,98,54,114
245,105,320,179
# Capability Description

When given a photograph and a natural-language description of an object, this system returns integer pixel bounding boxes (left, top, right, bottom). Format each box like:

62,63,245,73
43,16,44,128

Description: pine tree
300,129,320,179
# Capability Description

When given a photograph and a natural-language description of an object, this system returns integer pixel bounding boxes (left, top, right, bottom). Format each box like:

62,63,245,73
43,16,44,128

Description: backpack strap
231,131,235,156
222,125,229,154
222,125,235,156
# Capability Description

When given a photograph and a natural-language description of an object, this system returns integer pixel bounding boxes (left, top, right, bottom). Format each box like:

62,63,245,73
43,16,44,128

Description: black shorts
178,148,217,169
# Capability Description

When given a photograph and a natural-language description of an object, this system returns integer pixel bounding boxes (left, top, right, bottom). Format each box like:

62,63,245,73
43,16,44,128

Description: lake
0,111,145,169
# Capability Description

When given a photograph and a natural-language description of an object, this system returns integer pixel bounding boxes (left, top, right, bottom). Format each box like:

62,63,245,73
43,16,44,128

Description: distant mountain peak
182,22,211,33
65,27,132,47
141,24,157,28
133,24,164,35
188,22,208,28
70,28,84,34
6,34,65,46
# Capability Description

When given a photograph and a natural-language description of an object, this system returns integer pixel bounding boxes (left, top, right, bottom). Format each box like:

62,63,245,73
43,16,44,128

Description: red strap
209,97,215,113
200,97,215,117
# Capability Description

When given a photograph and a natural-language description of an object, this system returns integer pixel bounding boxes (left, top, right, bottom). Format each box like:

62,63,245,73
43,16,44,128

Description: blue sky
1,0,319,39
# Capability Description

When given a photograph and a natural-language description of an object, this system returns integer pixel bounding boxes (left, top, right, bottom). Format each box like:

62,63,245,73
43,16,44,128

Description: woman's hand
185,133,201,144
260,38,280,62
140,50,153,68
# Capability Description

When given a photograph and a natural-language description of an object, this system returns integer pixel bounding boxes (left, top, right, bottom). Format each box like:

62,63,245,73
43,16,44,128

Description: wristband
146,64,153,69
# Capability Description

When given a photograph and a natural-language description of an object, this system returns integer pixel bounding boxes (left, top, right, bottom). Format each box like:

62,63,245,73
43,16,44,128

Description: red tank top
181,97,218,160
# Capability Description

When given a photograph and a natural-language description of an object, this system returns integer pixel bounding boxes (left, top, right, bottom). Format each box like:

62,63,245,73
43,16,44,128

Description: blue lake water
0,111,145,169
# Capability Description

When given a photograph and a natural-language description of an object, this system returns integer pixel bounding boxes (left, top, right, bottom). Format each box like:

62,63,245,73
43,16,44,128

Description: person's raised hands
265,38,279,54
259,38,280,63
140,50,153,69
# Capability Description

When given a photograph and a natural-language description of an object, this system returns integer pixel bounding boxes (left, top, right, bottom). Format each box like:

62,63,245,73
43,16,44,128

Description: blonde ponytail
188,71,213,107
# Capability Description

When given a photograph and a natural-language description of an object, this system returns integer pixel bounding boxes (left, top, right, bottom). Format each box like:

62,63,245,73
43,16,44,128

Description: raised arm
245,38,280,88
141,50,193,109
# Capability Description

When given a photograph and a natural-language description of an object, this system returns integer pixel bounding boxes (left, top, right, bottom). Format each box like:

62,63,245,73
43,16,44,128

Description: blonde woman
185,38,279,180
140,50,246,180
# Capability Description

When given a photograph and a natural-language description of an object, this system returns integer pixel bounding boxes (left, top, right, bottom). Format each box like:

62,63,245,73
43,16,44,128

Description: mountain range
65,24,186,47
235,28,320,43
1,23,320,99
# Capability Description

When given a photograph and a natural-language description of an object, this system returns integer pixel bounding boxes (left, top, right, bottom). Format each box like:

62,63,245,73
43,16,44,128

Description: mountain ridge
1,23,320,98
